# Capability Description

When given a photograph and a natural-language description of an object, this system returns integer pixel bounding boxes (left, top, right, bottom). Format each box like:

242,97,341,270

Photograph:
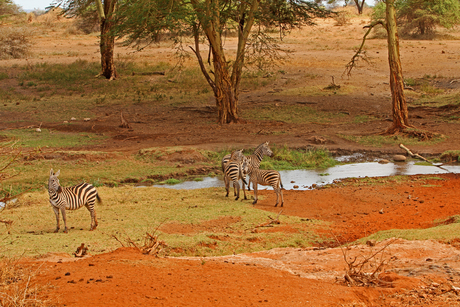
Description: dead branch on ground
400,143,452,173
338,237,398,287
73,243,88,257
251,210,282,233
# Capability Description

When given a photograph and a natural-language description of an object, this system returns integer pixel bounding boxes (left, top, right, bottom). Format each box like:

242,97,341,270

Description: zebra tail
280,177,284,189
96,193,102,203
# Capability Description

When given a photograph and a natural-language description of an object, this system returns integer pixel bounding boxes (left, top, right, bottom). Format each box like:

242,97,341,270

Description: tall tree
52,0,118,80
345,0,412,134
115,0,331,124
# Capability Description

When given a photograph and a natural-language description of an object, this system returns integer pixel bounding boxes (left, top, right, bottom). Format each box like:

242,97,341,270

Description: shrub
0,27,31,59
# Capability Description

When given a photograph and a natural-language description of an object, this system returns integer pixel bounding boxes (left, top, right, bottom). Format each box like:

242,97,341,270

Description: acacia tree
115,0,331,124
52,0,118,80
346,0,412,134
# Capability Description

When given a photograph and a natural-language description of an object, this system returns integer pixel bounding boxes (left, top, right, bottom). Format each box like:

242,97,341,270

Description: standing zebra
248,168,284,207
48,169,101,233
224,154,249,201
245,141,274,191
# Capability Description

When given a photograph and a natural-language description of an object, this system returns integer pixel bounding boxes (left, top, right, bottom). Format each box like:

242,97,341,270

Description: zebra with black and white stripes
48,169,101,233
224,153,249,201
248,167,284,207
245,141,274,191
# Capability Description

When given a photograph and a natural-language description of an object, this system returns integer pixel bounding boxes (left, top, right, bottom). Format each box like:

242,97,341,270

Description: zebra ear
50,169,54,176
55,170,60,177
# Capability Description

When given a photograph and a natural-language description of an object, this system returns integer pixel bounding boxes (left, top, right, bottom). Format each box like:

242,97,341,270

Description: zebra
245,141,274,191
224,155,249,201
48,169,101,233
248,168,284,207
221,149,245,173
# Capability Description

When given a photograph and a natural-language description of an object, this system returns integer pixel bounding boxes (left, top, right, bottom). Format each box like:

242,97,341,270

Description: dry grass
0,27,32,60
0,258,49,307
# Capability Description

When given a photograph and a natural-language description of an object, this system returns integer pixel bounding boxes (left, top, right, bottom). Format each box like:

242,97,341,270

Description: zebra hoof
252,200,257,205
54,229,59,233
235,197,239,201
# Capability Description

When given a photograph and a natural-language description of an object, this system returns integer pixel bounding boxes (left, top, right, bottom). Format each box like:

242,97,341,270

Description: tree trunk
385,0,411,133
354,0,365,15
213,53,239,124
99,0,117,80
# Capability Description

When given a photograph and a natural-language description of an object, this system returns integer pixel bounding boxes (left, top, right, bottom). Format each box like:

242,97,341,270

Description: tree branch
344,20,384,77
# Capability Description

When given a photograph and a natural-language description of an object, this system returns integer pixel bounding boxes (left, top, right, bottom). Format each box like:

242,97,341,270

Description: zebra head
230,149,244,162
255,141,274,158
48,169,62,193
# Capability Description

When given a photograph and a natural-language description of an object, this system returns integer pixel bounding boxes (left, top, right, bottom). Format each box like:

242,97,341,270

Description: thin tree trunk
98,0,117,80
354,0,365,15
385,0,411,133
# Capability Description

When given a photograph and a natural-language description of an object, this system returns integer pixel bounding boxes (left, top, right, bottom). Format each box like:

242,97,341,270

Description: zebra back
248,168,281,188
221,149,244,172
48,169,100,210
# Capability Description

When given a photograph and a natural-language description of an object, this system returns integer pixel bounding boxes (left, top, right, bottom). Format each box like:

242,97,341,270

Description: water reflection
151,162,459,190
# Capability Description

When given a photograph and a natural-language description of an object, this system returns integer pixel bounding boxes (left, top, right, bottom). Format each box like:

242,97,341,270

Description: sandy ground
1,12,460,306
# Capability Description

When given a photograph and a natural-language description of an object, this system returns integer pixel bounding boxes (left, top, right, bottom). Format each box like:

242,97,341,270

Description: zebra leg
224,175,230,197
252,184,258,205
60,207,68,233
234,181,240,201
86,205,98,230
52,206,60,233
242,179,247,200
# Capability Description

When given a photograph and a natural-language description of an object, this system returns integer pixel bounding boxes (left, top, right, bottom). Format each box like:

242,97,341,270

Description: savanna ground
1,8,460,306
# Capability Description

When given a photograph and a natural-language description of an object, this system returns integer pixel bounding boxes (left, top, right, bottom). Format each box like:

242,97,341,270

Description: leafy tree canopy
372,0,460,35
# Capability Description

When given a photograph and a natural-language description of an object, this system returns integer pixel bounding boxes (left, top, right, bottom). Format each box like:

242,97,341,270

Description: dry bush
333,11,351,26
35,8,62,27
340,238,397,287
0,27,32,59
0,258,48,307
111,228,168,256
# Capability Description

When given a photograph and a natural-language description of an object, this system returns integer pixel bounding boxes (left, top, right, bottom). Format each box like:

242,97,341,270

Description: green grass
261,146,337,170
358,216,460,243
339,133,447,147
241,104,345,124
0,129,107,148
0,186,322,258
410,92,460,108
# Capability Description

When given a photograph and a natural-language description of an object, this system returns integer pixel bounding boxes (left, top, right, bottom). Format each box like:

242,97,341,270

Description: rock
379,159,390,164
293,185,299,189
393,155,407,162
366,240,377,247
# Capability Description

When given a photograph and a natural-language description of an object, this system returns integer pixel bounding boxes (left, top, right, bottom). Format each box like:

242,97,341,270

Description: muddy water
152,162,460,191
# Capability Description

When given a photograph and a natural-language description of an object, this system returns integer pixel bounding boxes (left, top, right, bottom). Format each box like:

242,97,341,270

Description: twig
252,210,283,232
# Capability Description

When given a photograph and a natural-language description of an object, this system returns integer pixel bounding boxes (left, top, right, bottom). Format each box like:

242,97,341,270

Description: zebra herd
47,142,283,233
222,141,284,208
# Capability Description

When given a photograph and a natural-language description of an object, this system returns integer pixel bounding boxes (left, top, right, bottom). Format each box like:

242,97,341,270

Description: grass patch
0,129,107,148
358,215,460,243
242,104,345,124
279,85,355,97
0,186,322,258
410,92,460,108
259,146,337,170
339,133,447,147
